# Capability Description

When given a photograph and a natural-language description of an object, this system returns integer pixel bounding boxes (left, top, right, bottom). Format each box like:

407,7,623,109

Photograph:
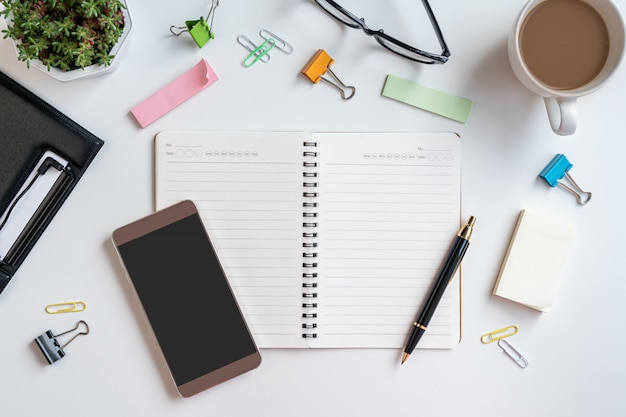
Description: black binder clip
34,320,89,364
539,154,592,205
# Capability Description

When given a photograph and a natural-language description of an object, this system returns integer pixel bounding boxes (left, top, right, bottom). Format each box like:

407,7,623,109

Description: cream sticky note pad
493,209,576,312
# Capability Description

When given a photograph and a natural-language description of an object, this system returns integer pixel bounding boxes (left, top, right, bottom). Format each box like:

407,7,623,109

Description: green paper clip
237,35,271,63
243,38,276,68
169,0,219,48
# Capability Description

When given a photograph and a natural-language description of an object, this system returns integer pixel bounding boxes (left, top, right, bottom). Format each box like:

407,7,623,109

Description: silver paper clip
498,339,528,368
259,29,294,54
34,320,90,364
539,154,591,205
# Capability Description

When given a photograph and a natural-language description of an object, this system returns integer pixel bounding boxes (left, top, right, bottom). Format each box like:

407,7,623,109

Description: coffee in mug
508,0,625,135
520,0,609,90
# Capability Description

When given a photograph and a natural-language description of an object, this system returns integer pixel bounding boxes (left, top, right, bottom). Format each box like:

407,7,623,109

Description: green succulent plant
1,0,125,71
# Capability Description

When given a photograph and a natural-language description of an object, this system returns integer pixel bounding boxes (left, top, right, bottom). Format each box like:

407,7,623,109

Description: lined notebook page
155,131,309,348
155,131,462,349
311,132,462,348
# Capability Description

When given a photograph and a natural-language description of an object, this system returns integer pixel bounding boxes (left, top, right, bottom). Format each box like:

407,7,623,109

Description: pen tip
401,352,409,364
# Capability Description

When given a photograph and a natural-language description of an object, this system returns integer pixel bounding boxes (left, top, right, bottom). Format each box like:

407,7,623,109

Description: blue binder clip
34,320,89,364
539,154,591,205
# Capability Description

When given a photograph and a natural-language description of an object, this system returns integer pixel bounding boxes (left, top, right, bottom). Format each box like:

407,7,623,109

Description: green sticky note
185,18,213,48
382,75,473,124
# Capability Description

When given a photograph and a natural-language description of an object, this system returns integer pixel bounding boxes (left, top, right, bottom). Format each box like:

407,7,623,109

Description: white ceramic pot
3,0,133,81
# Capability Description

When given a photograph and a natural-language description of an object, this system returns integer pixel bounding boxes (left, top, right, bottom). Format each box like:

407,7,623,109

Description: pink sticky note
131,59,218,128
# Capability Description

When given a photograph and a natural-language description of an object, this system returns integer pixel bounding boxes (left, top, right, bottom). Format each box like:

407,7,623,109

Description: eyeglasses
313,0,450,64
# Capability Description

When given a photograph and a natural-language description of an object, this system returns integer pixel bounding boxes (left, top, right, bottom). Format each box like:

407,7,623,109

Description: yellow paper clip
45,301,87,314
301,49,355,100
480,325,518,344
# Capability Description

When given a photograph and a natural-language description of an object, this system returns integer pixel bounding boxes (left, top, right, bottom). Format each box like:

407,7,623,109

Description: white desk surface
1,1,625,415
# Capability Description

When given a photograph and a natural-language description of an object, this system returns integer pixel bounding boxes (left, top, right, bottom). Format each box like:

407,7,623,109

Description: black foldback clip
34,320,89,364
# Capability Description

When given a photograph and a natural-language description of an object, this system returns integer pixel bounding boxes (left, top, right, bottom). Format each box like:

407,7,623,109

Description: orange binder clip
301,49,355,100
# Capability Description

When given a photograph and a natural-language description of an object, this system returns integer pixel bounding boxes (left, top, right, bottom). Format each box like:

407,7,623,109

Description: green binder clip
170,0,219,48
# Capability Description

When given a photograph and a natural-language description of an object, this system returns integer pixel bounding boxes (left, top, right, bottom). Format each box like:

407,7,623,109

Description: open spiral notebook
154,131,462,349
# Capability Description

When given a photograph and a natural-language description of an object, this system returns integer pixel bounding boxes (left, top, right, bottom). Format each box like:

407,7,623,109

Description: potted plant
1,0,133,81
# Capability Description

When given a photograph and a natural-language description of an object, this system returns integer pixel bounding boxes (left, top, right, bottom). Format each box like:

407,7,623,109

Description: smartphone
112,200,261,397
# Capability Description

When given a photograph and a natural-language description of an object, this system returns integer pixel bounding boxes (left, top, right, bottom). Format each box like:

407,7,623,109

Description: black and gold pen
401,216,476,364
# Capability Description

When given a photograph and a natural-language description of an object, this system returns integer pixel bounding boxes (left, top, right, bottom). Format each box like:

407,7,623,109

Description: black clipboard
0,71,104,295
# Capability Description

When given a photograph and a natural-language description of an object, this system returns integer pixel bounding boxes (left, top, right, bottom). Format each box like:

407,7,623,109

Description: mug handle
544,97,578,135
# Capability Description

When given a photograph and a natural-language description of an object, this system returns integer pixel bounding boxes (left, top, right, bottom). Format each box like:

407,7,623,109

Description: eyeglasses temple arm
421,0,450,56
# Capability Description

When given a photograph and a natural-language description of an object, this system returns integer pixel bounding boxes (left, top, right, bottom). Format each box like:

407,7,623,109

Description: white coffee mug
508,0,625,135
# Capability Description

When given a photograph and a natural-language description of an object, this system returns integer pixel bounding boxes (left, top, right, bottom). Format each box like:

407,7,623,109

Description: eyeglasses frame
313,0,450,64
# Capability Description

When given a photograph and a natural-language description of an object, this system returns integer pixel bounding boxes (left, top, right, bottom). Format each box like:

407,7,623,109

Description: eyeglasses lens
375,36,436,63
315,0,361,28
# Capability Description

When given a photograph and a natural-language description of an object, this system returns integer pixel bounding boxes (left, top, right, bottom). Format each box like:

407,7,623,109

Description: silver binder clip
539,154,591,205
34,320,90,364
498,339,528,368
